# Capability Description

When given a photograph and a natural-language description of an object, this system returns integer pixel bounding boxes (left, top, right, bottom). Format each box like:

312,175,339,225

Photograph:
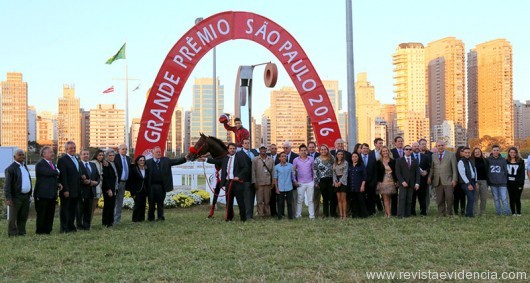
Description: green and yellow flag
105,43,126,64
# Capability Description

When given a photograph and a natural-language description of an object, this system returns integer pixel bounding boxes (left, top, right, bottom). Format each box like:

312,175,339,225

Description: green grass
1,197,529,282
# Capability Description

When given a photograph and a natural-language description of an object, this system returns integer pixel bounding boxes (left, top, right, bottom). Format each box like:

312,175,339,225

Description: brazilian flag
105,43,126,64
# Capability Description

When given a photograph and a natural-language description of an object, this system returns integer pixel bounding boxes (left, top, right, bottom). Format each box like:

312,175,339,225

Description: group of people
4,141,186,236
3,130,528,236
204,131,528,222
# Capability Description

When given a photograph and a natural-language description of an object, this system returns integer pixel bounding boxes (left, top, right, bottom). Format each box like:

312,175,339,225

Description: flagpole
125,42,130,154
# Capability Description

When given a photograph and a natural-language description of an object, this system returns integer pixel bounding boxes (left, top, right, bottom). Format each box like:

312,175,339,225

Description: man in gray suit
395,145,420,218
428,140,458,216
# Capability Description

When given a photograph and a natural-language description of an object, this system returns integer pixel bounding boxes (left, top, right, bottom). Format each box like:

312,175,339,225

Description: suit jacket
146,157,186,192
309,152,320,159
235,151,252,182
127,165,148,195
114,154,132,182
4,162,32,200
252,156,274,185
102,162,118,194
57,154,82,198
428,150,458,186
412,152,431,186
360,153,378,187
391,148,404,160
79,161,100,199
34,159,60,200
285,151,299,164
395,156,421,188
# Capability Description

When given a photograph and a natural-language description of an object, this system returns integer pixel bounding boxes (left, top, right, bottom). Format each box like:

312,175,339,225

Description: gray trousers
114,181,126,224
397,187,413,218
435,185,454,216
474,180,488,216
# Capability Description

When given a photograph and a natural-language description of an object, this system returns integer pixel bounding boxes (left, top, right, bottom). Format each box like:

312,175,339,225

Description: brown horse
188,133,228,218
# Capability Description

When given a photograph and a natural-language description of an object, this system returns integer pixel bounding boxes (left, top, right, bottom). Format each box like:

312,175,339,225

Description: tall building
251,117,262,147
37,111,57,150
81,109,90,149
322,80,342,115
261,109,271,146
380,104,397,146
58,84,81,153
355,72,380,144
184,111,191,152
130,118,141,151
425,37,466,147
467,49,479,139
27,106,37,143
190,78,225,146
1,72,28,151
89,104,125,148
514,100,530,141
270,87,307,150
167,107,183,155
470,39,513,145
393,43,429,144
338,112,348,144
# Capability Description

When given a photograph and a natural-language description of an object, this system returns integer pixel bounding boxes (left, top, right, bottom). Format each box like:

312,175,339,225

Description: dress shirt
293,156,314,183
274,163,296,192
68,153,79,171
226,155,235,180
458,159,477,184
120,155,128,180
15,161,32,193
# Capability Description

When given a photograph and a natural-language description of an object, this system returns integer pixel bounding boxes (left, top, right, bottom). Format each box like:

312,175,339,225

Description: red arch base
136,11,341,157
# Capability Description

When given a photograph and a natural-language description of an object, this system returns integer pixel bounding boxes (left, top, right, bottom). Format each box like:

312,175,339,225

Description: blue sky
1,0,528,123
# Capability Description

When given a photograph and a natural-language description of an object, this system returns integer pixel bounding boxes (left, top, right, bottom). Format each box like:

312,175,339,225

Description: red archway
136,11,341,157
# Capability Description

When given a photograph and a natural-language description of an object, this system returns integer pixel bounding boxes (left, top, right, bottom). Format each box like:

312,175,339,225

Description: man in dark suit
240,138,256,219
419,138,434,211
57,141,82,233
395,145,421,218
113,144,131,225
145,146,187,221
34,146,61,234
411,142,431,216
77,149,100,230
390,136,405,216
360,143,378,216
308,141,320,159
369,138,385,212
268,144,280,217
208,143,248,221
4,149,32,236
330,138,352,163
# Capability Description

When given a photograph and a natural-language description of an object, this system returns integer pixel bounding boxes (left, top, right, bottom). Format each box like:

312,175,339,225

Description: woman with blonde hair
376,146,397,218
314,144,336,218
333,150,349,219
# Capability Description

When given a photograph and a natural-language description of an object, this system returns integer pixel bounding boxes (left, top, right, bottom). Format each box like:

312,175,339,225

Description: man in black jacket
57,141,82,233
4,149,32,236
395,145,421,218
360,143,378,216
34,146,61,234
145,146,187,221
77,149,100,230
411,142,431,216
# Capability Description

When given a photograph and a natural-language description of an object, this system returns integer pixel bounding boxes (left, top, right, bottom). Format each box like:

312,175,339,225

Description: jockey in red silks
219,114,250,148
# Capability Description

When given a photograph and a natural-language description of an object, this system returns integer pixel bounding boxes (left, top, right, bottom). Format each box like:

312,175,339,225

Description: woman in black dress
102,149,118,227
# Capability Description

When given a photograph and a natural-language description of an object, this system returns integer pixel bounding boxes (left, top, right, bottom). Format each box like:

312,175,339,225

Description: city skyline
1,0,528,123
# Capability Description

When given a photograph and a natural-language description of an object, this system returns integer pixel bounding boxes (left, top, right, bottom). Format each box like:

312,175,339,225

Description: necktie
71,155,79,171
399,149,403,158
85,162,91,174
415,154,420,163
407,157,411,168
439,153,443,162
363,155,368,167
122,156,128,179
48,160,55,170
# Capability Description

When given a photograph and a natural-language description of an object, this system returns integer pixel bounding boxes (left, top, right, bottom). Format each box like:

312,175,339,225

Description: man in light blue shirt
274,152,296,220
